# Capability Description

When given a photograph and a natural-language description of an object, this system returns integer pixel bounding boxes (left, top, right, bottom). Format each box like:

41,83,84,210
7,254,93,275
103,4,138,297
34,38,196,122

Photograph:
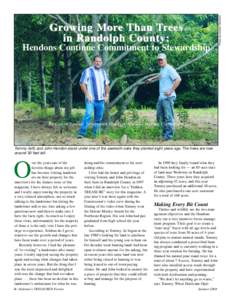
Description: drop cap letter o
15,161,31,178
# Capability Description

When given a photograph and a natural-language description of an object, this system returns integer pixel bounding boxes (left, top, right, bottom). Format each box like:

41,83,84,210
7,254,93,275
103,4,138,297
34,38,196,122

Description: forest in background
14,14,218,125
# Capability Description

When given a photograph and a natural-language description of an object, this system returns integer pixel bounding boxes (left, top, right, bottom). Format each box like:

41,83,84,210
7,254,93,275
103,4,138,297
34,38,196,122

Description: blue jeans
156,96,176,140
79,99,105,137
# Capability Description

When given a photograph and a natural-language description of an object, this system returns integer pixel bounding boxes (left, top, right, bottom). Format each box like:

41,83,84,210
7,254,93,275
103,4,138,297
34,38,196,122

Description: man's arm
165,67,181,96
80,83,92,102
165,77,181,96
145,74,160,84
104,84,110,102
172,78,181,90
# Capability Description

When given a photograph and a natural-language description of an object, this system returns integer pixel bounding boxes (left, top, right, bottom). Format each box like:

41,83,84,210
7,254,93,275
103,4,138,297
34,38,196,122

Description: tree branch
105,32,150,68
72,70,82,85
145,43,218,83
106,40,142,68
110,43,218,107
110,73,153,107
51,14,92,66
111,87,138,122
74,15,92,66
177,43,218,71
110,73,147,90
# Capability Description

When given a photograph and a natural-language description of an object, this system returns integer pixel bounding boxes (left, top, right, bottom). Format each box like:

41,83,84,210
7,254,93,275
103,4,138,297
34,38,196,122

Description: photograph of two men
14,14,218,146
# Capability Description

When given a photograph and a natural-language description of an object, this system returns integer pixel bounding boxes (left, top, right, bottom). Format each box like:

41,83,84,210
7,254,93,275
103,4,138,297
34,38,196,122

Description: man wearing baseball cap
147,53,181,140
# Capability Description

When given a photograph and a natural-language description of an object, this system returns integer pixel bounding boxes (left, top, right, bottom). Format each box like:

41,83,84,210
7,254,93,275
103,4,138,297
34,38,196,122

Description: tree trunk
53,52,61,119
27,56,32,102
102,15,111,128
112,87,138,122
15,70,20,104
92,15,99,55
15,75,19,104
64,48,72,121
27,70,32,102
38,52,47,108
16,69,22,104
19,76,22,103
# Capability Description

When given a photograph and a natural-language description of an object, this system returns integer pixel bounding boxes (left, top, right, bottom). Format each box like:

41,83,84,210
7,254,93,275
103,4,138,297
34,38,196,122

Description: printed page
0,1,231,300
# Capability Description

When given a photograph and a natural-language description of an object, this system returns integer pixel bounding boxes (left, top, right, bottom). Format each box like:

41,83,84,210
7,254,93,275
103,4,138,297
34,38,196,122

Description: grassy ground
14,102,218,146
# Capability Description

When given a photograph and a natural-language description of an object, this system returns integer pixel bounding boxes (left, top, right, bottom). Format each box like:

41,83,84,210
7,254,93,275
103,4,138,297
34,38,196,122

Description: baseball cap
157,53,167,60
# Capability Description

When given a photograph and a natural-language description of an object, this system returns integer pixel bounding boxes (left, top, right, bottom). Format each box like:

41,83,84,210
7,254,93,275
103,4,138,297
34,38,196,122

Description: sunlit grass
15,103,218,142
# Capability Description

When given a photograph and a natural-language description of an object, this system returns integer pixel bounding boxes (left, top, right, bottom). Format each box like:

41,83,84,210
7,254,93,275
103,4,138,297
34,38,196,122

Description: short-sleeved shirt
159,64,181,98
79,66,110,101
